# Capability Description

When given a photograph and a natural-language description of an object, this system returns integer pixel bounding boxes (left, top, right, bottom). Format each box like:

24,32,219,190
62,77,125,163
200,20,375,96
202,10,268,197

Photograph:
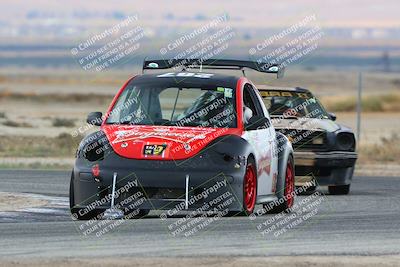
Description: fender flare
207,134,257,169
275,131,294,198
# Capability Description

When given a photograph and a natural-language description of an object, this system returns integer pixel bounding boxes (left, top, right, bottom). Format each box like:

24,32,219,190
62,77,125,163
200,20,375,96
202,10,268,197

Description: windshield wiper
106,118,136,125
153,119,174,126
105,121,129,125
177,122,203,127
270,114,299,120
119,119,135,125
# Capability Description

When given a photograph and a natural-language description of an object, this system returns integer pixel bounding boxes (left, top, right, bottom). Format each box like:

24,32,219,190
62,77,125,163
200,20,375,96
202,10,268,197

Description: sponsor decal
147,62,159,68
268,66,279,72
112,127,214,145
260,91,311,99
215,87,233,98
257,148,272,176
103,126,239,160
143,144,167,156
216,87,225,92
224,88,233,98
156,72,214,78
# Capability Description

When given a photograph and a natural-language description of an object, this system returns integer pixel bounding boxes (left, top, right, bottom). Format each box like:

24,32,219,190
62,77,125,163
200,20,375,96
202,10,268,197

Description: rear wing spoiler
142,59,284,78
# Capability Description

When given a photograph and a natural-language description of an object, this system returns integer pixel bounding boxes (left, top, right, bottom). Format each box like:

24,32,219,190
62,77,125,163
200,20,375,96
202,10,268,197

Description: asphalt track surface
0,170,400,259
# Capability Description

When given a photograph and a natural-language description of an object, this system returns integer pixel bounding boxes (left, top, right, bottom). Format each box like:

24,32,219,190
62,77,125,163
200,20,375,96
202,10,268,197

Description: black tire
328,184,350,195
225,210,247,217
305,185,317,192
69,171,103,220
123,208,150,219
264,155,295,214
297,184,317,195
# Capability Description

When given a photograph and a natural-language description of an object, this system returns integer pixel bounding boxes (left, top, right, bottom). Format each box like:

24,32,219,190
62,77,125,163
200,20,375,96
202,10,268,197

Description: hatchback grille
145,187,185,200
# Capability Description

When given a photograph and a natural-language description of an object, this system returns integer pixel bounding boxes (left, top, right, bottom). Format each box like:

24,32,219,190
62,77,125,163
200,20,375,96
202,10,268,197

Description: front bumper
71,151,245,213
294,151,357,186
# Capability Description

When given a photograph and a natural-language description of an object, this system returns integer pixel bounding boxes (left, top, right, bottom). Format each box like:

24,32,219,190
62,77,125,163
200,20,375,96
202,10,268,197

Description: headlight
82,140,105,161
78,131,111,161
336,132,355,151
312,137,324,145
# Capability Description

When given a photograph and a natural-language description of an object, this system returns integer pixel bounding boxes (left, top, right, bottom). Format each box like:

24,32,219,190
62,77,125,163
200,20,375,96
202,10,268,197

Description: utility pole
382,51,390,72
356,72,362,142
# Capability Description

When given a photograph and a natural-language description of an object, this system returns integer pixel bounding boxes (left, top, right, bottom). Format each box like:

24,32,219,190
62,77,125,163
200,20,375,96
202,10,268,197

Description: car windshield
106,81,237,128
260,90,330,119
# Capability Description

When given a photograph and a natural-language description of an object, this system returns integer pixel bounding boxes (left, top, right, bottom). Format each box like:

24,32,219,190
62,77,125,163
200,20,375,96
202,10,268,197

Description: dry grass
321,93,400,112
358,133,400,163
0,74,125,86
0,162,72,170
52,118,76,127
0,133,82,157
2,120,33,128
0,90,113,104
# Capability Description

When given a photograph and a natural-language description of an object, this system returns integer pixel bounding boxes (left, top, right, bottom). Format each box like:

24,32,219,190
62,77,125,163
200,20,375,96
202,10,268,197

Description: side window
243,84,265,116
243,84,258,116
247,84,265,115
243,84,271,129
243,84,262,125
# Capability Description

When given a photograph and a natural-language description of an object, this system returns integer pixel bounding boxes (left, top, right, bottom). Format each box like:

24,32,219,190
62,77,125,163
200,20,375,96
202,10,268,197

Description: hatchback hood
102,125,240,160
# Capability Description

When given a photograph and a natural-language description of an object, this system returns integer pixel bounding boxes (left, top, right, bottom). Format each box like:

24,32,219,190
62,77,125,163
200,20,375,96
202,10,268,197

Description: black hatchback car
258,86,357,195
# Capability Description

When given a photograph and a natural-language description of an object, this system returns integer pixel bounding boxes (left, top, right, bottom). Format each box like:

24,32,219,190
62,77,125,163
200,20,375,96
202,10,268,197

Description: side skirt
256,194,278,204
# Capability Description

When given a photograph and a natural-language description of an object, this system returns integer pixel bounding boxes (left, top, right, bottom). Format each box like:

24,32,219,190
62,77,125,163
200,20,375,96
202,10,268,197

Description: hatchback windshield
260,90,330,119
106,82,237,128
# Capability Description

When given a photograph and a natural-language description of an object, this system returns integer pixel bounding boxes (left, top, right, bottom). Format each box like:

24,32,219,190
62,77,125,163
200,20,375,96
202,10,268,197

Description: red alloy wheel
244,163,257,212
284,161,295,208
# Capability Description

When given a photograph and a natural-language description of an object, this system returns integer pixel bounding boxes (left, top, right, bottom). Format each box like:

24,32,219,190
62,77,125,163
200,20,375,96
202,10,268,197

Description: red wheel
244,163,257,213
284,160,295,208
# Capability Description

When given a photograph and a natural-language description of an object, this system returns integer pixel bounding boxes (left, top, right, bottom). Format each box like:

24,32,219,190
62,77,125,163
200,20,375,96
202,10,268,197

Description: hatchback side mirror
87,112,103,126
245,115,270,131
328,112,337,121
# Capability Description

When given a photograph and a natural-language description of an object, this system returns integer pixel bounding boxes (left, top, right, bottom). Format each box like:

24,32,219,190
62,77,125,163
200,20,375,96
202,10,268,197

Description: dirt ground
1,255,400,267
0,192,48,212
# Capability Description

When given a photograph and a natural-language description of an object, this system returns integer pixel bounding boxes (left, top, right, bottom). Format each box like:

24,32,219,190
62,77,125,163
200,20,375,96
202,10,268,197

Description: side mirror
245,115,270,131
87,112,103,126
328,112,337,121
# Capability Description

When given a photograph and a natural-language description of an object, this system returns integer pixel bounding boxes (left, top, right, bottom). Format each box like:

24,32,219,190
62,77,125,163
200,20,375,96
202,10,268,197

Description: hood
272,117,340,132
102,125,240,160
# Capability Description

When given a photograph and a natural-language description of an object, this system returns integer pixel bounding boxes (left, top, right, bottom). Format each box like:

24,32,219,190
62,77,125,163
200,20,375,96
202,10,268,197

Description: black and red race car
69,59,295,220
